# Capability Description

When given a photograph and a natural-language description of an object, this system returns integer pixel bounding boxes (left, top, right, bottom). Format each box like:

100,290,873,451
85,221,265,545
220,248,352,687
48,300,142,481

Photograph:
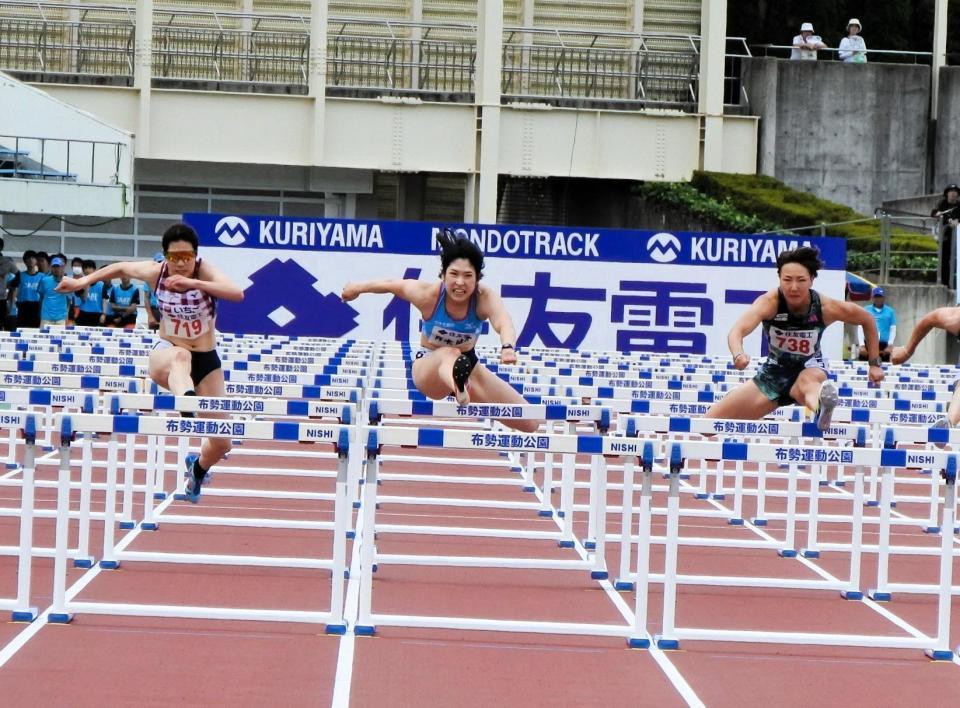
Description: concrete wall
935,67,960,192
744,58,929,216
844,283,957,365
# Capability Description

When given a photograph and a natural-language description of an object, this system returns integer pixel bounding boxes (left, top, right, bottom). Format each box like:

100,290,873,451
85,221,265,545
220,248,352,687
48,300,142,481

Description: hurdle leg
153,435,166,500
925,469,941,533
141,434,158,530
49,434,74,624
866,464,880,507
694,458,709,499
841,467,865,600
801,463,821,558
713,459,726,500
590,456,608,579
559,451,575,547
583,455,601,550
752,461,768,526
100,434,121,569
778,463,798,557
540,439,555,518
72,437,95,568
326,451,350,635
616,455,636,589
928,471,955,660
12,434,38,622
869,467,893,601
628,458,652,648
355,452,379,635
729,460,744,525
120,434,135,528
656,464,681,650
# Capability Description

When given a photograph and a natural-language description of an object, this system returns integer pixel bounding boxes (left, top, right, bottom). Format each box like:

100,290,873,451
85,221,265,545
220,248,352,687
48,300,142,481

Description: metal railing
0,2,751,109
0,134,125,185
758,214,939,283
749,44,933,65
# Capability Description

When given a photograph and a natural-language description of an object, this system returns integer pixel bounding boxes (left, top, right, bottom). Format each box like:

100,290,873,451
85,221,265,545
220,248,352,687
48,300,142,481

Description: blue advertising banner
182,213,846,356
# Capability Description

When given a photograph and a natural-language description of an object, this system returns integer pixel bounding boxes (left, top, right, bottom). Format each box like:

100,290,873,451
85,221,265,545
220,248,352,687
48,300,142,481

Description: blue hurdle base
522,486,535,493
694,492,710,500
354,625,376,636
751,518,768,527
48,612,74,624
537,510,553,518
140,521,159,531
818,480,830,487
352,501,361,509
865,500,880,507
510,466,523,473
778,549,798,558
614,580,635,592
72,557,94,569
711,493,726,501
325,624,347,635
655,637,680,650
343,569,350,580
345,530,356,540
627,637,650,649
924,526,941,534
926,649,954,661
832,480,847,487
868,589,892,602
99,560,120,570
556,511,565,518
118,521,135,530
5,463,18,470
590,570,608,580
558,540,575,549
153,492,167,500
727,518,744,526
840,590,863,600
800,549,820,559
11,608,37,622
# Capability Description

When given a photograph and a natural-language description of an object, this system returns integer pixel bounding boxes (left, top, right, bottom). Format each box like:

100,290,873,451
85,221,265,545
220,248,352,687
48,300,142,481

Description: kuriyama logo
214,216,249,246
646,232,682,263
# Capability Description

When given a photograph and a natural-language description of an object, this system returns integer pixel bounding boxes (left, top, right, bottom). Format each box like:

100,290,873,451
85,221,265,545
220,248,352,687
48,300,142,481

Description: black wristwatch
868,357,882,367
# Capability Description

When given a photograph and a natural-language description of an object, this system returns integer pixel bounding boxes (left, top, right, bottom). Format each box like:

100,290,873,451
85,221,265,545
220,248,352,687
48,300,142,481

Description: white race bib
162,316,210,340
769,326,819,355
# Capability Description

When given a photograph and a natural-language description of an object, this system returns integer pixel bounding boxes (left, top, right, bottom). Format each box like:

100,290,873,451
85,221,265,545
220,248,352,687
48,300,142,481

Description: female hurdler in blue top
706,247,884,429
342,230,540,433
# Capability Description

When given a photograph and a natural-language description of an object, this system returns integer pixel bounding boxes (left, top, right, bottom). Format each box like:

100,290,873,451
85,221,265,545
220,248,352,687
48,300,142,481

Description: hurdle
355,424,654,643
646,438,957,659
46,413,352,631
0,414,39,622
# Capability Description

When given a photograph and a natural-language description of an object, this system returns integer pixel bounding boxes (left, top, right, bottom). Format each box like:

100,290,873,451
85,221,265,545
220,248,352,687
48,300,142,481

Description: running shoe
814,380,839,432
181,453,206,504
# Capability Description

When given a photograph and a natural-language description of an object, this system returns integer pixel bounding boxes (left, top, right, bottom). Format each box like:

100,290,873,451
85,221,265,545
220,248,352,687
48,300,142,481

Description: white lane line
0,493,178,669
515,451,705,708
330,499,363,707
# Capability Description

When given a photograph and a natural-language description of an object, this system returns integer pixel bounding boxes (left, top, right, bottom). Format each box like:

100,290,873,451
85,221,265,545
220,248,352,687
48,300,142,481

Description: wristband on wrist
868,357,882,367
501,344,514,350
732,352,746,363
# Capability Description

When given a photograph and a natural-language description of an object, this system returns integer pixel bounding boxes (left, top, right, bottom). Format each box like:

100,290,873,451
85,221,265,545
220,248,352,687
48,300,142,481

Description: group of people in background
0,238,161,331
791,19,867,63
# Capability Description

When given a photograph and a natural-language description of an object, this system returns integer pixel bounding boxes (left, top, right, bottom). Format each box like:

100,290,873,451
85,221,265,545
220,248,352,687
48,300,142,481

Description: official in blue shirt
13,250,43,328
105,275,141,328
859,287,896,361
38,256,70,325
75,260,106,327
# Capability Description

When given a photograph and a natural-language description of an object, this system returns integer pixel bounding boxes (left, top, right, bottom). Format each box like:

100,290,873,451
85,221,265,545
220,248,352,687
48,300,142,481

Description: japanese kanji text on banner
182,214,846,357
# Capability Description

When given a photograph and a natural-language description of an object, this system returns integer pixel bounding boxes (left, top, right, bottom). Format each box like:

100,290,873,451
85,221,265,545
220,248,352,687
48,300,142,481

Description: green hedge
689,172,936,254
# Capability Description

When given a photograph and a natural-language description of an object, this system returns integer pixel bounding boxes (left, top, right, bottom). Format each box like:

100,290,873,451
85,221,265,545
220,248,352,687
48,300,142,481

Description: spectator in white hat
791,22,826,60
838,18,867,63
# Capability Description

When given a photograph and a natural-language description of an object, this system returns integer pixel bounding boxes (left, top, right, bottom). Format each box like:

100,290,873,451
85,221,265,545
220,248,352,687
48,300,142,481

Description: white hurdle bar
45,413,352,631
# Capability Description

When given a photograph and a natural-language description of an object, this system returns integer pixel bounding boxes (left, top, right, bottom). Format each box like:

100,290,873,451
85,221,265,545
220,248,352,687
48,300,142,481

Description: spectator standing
38,256,69,326
791,22,826,61
12,250,43,328
858,287,896,361
0,238,17,326
932,184,960,287
838,19,867,63
74,260,106,326
104,275,141,328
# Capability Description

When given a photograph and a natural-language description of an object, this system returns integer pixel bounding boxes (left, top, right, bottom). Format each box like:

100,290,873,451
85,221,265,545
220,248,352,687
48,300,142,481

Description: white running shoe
815,381,839,432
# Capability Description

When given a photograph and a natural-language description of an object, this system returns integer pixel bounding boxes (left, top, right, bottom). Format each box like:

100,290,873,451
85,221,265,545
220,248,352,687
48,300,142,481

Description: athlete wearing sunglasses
57,223,244,502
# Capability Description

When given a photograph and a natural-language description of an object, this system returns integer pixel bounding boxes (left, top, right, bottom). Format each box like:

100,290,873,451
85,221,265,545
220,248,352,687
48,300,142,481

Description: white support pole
585,454,601,547
697,0,728,171
730,459,743,523
932,0,948,117
141,434,157,530
929,475,955,659
327,453,349,631
13,437,37,620
120,434,134,527
753,461,768,525
591,457,608,578
779,463,798,556
74,436,94,567
617,455,635,584
355,453,379,634
134,0,153,157
98,432,120,568
473,0,504,222
309,0,329,165
658,468,681,648
842,468,865,599
629,461,652,648
803,463,821,557
153,435,165,498
871,468,893,600
49,439,74,623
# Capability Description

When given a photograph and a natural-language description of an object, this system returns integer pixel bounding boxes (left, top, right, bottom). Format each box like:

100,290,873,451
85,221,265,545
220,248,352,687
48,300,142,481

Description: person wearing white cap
838,18,867,63
791,22,826,60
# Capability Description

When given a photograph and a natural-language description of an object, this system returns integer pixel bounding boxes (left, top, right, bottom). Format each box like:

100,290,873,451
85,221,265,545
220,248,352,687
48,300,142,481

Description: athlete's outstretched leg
704,381,779,421
467,365,540,433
